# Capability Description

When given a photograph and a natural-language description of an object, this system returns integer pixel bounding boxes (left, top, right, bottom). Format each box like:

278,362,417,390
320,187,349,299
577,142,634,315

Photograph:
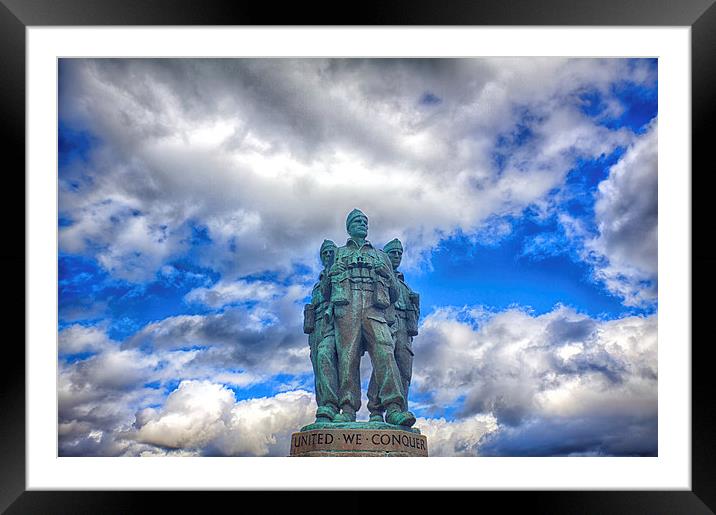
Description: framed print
3,0,715,512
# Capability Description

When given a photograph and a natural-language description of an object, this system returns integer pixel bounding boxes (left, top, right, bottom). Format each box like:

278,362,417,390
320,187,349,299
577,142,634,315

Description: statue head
346,208,368,239
383,238,403,270
319,239,337,269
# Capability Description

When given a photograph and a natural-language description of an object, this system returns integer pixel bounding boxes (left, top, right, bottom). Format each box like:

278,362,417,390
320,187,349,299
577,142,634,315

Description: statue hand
330,262,346,276
375,262,390,278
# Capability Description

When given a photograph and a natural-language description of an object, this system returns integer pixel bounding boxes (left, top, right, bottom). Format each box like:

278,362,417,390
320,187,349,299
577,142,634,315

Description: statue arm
404,281,418,306
317,272,331,304
410,289,420,317
378,251,399,303
329,247,347,276
310,281,323,306
303,293,317,335
404,282,421,337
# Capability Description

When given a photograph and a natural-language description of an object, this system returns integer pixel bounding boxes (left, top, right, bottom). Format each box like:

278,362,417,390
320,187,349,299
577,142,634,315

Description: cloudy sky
58,58,657,457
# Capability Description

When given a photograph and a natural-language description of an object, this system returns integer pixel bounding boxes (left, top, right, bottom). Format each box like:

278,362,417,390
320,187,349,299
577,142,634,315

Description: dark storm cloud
478,414,657,457
545,317,597,344
124,281,311,376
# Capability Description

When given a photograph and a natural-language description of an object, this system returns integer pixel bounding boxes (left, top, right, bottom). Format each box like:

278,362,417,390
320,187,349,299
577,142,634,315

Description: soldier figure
366,238,420,422
303,240,340,423
328,209,416,427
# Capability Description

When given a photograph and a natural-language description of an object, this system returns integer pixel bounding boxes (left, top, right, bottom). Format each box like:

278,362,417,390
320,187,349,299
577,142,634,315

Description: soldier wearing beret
328,209,415,427
303,239,340,423
367,238,420,422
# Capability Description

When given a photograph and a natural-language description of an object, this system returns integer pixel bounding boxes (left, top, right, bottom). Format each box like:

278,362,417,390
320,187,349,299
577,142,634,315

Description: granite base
290,423,428,457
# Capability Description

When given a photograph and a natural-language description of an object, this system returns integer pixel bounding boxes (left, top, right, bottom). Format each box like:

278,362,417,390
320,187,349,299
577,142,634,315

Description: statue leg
334,308,363,420
367,318,396,421
362,316,405,412
314,331,339,421
366,369,384,421
394,330,414,406
363,314,415,427
308,330,320,403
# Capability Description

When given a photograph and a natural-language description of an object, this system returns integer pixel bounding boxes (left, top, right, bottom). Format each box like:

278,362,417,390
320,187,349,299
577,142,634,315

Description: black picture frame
2,1,714,513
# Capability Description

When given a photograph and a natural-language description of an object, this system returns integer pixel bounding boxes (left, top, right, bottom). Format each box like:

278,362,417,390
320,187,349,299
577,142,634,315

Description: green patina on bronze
367,238,420,421
303,209,420,429
300,421,421,434
303,239,339,422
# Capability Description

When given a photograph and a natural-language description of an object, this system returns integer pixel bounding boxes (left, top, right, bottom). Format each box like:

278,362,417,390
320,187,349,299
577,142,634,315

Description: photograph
57,57,658,458
4,0,711,508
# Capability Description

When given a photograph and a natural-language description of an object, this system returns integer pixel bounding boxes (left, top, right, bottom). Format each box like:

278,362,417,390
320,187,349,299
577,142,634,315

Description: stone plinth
290,421,428,457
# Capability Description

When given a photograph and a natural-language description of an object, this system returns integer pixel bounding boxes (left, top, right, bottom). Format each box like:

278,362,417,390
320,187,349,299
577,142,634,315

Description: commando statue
328,209,416,427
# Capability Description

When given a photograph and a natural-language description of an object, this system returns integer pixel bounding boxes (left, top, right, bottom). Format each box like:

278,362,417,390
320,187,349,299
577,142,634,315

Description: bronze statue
294,222,426,454
326,209,416,427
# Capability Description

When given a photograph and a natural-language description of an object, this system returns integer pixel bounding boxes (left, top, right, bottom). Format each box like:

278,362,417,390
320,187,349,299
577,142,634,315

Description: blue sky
58,58,658,457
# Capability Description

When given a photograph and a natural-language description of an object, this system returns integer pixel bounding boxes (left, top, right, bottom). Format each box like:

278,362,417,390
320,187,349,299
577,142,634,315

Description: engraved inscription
290,429,428,456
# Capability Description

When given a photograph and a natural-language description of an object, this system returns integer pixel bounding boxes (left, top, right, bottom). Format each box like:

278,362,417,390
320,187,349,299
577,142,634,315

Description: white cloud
58,306,313,455
411,304,657,455
212,390,315,456
132,380,237,450
184,279,280,308
588,121,658,306
417,414,498,457
59,324,112,354
58,347,167,456
131,383,497,457
58,302,657,456
132,381,315,456
59,58,653,281
545,121,658,307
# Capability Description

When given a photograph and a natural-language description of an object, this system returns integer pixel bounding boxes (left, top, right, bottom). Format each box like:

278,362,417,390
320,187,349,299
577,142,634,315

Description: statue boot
385,404,416,427
332,407,356,423
368,411,384,423
315,405,338,423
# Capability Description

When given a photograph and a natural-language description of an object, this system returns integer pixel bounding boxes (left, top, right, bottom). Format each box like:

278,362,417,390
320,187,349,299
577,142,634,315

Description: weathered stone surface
290,428,428,457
